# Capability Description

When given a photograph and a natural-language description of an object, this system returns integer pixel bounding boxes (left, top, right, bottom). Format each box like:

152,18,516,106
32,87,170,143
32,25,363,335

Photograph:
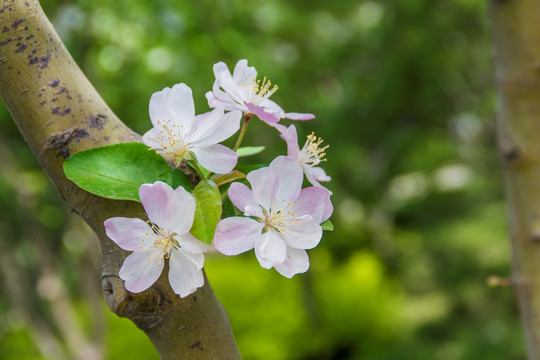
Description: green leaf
63,142,172,202
211,170,246,187
171,168,192,191
191,180,222,244
236,146,265,157
221,197,237,219
321,219,334,231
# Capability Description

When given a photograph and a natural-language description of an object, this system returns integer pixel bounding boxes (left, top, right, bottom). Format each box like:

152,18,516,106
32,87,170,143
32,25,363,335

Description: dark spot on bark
51,98,57,102
89,113,108,130
40,100,47,106
11,18,25,29
104,136,109,141
28,53,50,69
24,2,29,7
0,38,12,47
46,128,89,159
56,86,67,95
25,34,33,40
51,106,60,114
67,95,72,100
48,78,60,87
15,43,27,53
61,108,71,116
190,341,201,349
193,295,197,302
531,233,540,243
503,146,520,162
2,26,8,33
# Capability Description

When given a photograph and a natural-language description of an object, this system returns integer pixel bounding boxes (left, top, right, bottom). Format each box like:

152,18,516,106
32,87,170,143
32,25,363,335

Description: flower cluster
102,59,333,297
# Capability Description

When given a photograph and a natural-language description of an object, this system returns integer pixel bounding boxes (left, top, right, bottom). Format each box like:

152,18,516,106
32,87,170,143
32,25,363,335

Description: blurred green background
0,0,524,359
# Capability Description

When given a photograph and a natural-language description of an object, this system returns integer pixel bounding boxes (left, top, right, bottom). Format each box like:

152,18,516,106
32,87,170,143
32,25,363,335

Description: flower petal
246,165,276,211
274,248,310,278
232,59,257,86
176,232,212,255
228,182,264,218
283,112,315,120
254,229,287,268
104,217,155,251
149,83,195,131
293,186,333,224
192,144,238,174
282,125,300,158
119,249,164,293
142,129,162,151
191,109,242,147
269,156,303,203
214,217,264,255
139,182,175,229
305,166,332,188
168,250,205,297
246,103,280,124
164,186,196,235
213,61,236,92
280,215,322,250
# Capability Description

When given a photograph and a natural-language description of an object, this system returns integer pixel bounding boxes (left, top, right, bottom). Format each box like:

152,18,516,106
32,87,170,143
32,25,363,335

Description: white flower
143,83,242,174
214,156,333,278
282,124,331,187
104,181,211,297
205,59,314,132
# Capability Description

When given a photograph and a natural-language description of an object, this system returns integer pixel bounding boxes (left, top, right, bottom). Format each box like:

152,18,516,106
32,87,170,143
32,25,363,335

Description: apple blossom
214,156,333,278
104,181,211,297
205,59,315,131
282,124,331,187
143,83,242,174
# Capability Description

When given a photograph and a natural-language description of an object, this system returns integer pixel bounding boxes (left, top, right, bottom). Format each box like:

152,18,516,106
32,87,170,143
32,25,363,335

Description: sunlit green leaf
236,146,265,157
211,170,246,187
171,168,192,191
321,219,334,231
191,180,222,244
221,197,237,219
63,143,172,202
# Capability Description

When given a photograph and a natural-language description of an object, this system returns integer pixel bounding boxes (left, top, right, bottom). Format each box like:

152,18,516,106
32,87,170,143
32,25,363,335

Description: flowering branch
0,1,240,359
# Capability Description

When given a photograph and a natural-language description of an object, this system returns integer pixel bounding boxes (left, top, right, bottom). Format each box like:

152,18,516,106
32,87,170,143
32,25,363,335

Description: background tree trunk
0,1,240,358
489,0,540,358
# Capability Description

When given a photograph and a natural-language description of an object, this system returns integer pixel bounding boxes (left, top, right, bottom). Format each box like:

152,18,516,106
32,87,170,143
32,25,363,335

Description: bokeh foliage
0,0,524,359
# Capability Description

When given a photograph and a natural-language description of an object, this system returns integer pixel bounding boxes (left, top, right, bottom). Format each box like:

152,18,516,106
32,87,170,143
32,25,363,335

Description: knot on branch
102,275,175,331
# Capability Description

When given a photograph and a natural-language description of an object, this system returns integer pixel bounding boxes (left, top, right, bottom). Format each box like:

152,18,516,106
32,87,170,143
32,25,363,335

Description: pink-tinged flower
143,83,242,174
214,156,333,278
104,181,211,297
282,125,331,187
205,59,315,130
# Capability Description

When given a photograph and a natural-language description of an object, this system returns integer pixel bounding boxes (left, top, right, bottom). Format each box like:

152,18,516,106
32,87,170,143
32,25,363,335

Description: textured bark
0,1,240,359
489,0,540,358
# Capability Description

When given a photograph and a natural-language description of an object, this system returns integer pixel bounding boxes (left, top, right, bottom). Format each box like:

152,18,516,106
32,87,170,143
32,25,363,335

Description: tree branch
488,0,540,358
0,1,240,358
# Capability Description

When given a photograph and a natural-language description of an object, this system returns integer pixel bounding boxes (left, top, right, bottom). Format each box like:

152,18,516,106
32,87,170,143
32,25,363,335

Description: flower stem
233,114,252,151
186,159,208,180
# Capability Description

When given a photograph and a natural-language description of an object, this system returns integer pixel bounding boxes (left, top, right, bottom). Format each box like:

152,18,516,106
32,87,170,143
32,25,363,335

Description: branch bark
0,1,240,358
489,0,540,358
